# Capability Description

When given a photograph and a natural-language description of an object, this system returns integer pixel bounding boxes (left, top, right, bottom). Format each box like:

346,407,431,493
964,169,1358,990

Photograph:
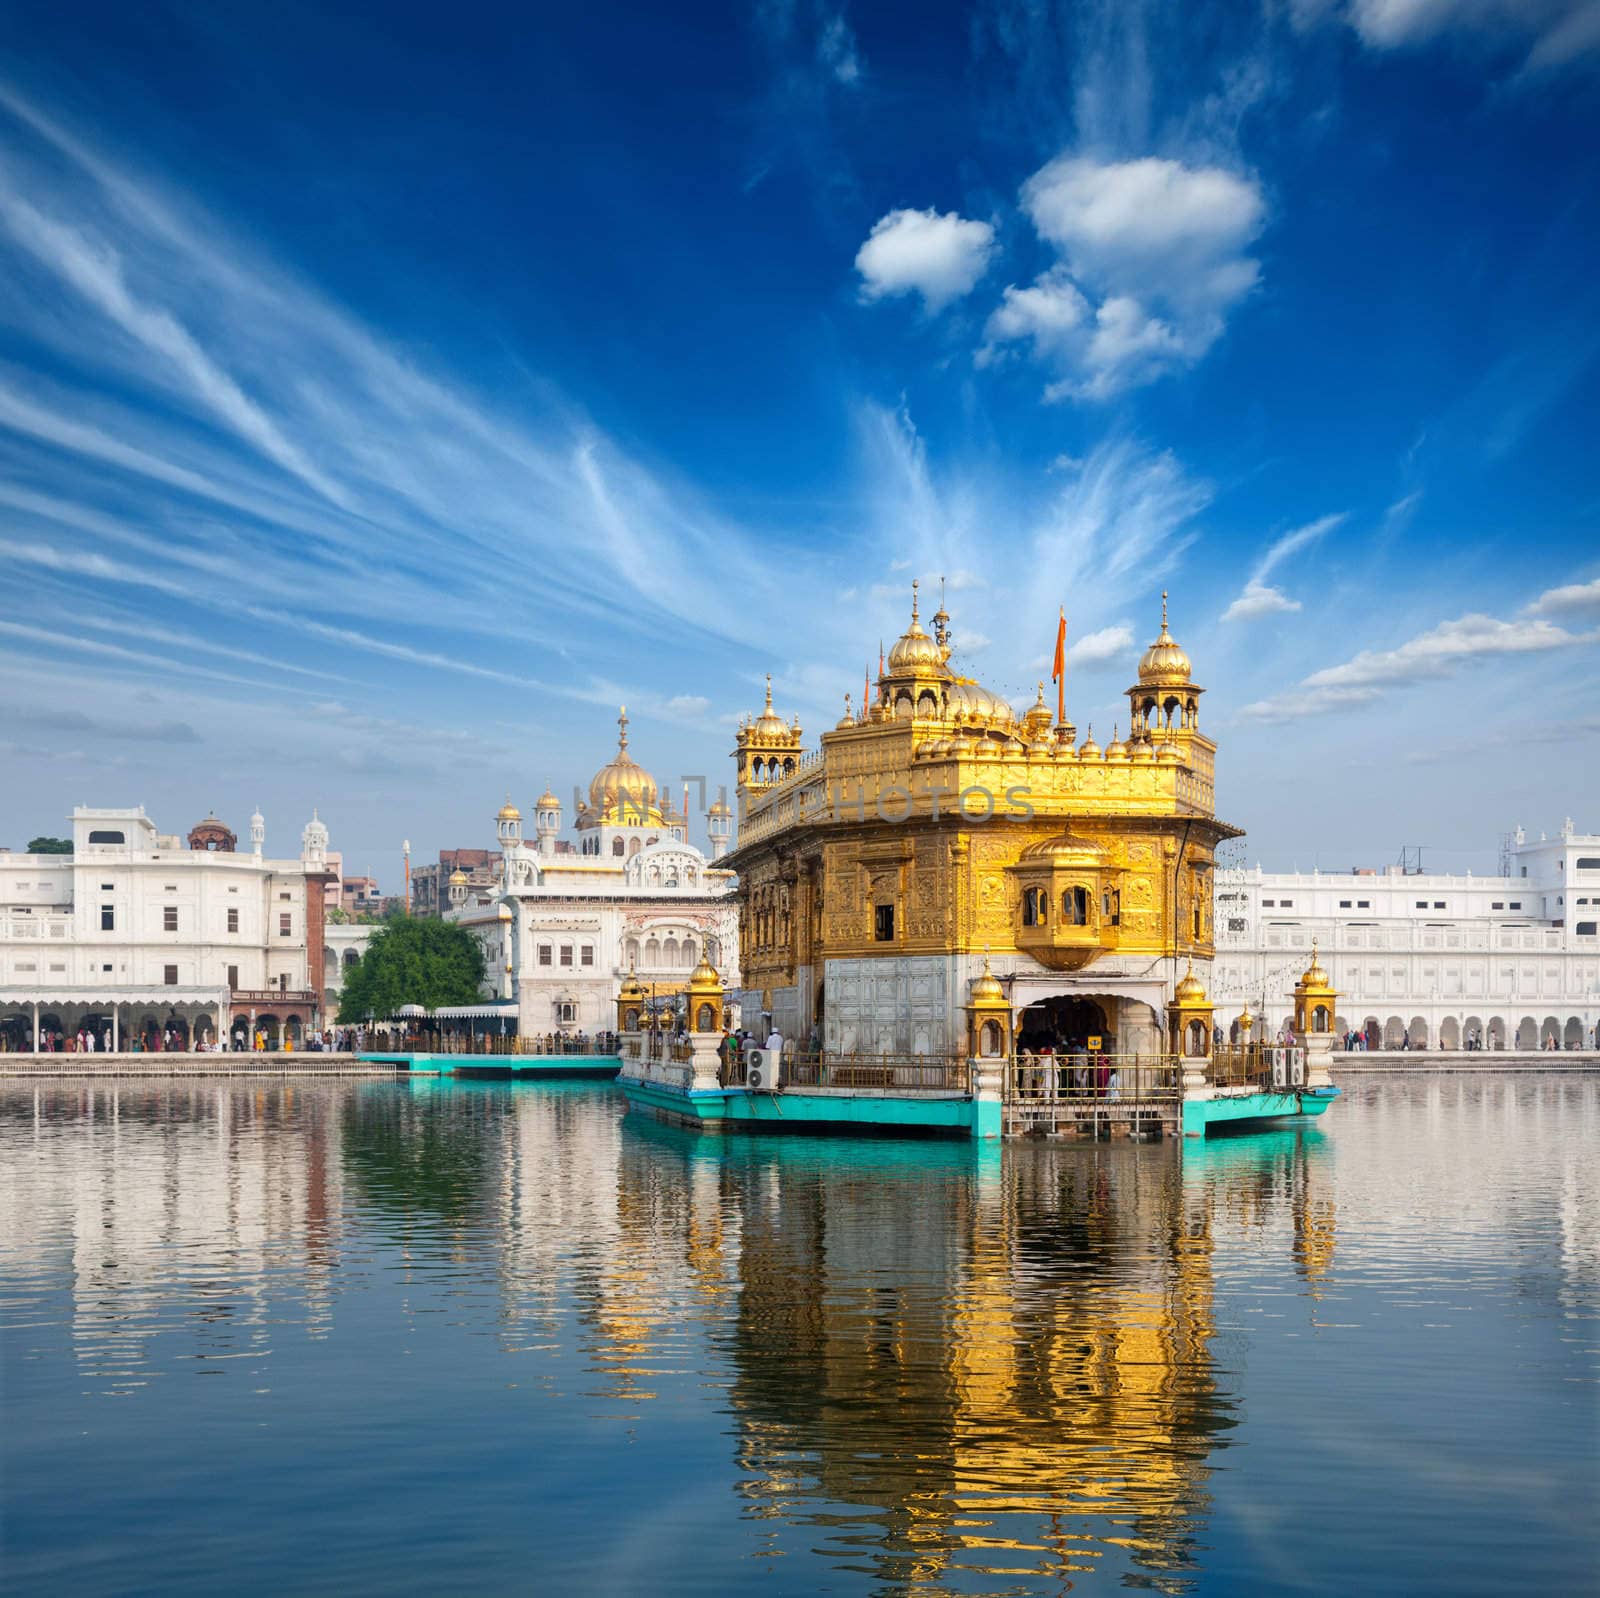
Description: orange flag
1051,608,1067,725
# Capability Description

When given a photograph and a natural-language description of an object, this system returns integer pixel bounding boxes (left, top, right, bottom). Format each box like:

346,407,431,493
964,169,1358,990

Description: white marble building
0,804,337,1050
449,710,740,1035
1212,819,1600,1049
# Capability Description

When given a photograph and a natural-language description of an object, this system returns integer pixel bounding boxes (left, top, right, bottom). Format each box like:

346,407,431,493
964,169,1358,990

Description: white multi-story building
1212,820,1600,1050
449,709,740,1036
0,805,338,1050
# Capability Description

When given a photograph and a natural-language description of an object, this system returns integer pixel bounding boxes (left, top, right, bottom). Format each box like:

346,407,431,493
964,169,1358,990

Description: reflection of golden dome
587,706,661,822
1138,591,1193,685
969,955,1005,1004
1175,962,1207,1003
536,785,560,812
1300,940,1331,989
497,797,521,821
886,581,949,676
1019,828,1109,868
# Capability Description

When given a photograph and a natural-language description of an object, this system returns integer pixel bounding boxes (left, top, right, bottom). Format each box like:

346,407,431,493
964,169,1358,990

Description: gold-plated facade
724,585,1242,1051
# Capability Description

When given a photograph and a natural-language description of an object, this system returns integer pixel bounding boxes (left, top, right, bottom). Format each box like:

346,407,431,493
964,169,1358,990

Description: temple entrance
1017,995,1112,1053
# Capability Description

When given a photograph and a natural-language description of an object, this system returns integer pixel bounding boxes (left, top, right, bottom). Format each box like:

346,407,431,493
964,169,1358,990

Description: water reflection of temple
0,1082,346,1383
602,1134,1232,1591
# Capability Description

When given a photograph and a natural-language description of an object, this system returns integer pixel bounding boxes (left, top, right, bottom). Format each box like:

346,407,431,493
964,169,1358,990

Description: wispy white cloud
856,208,996,312
1221,513,1344,622
982,154,1266,398
1343,0,1600,73
1524,575,1600,616
1065,621,1136,668
1242,581,1598,721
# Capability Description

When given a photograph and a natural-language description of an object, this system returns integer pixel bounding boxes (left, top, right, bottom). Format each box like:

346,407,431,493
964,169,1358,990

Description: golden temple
724,583,1242,1056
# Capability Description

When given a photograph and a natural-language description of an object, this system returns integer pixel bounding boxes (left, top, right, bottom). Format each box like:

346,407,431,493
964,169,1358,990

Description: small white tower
250,807,265,857
707,796,733,860
301,808,329,869
448,867,468,908
496,796,522,850
534,784,561,859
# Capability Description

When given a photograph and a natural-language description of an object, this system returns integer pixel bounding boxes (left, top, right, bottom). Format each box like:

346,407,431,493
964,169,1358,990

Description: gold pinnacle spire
911,577,919,623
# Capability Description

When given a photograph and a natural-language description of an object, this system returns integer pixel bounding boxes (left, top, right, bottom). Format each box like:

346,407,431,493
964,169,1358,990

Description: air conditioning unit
1289,1050,1306,1087
1271,1048,1288,1089
745,1042,777,1094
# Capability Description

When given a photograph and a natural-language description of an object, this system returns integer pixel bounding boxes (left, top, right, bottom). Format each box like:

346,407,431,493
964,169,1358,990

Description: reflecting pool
2,1073,1596,1595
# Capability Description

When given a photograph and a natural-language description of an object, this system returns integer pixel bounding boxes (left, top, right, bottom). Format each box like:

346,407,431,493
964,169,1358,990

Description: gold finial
617,705,629,750
910,577,919,622
1162,589,1169,630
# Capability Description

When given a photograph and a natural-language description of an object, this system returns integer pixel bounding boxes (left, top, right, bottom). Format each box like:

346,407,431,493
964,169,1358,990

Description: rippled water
2,1074,1596,1596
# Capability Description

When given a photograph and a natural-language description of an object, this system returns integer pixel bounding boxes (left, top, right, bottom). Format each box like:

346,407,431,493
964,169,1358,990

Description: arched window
645,937,661,967
628,837,641,856
663,937,679,967
1063,886,1089,926
979,1019,1002,1057
87,830,125,845
683,938,696,967
612,837,625,857
696,1003,715,1033
1022,886,1046,926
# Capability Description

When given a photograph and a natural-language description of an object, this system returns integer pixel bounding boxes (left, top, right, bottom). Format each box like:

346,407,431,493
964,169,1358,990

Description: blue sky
0,0,1596,880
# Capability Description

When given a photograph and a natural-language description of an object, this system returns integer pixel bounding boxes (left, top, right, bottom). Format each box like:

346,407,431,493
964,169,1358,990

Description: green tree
336,916,486,1022
27,836,72,854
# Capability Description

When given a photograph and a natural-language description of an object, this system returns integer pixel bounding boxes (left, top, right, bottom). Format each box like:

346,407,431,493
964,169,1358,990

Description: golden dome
886,581,950,676
1128,736,1155,763
535,784,560,812
945,680,1013,726
1137,592,1193,685
836,693,856,730
688,952,722,994
587,706,661,821
1154,741,1184,765
619,966,646,1001
1104,724,1129,761
1174,962,1207,1004
1300,940,1331,989
707,796,732,818
969,955,1006,1004
496,796,522,821
1022,681,1053,738
1077,725,1101,761
1019,828,1109,868
747,676,793,743
448,868,468,885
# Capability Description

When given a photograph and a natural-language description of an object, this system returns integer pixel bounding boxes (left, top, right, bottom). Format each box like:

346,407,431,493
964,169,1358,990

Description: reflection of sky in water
2,1073,1596,1596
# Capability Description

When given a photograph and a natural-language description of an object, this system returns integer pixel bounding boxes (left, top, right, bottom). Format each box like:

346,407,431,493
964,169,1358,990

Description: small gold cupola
1129,591,1204,746
734,675,803,797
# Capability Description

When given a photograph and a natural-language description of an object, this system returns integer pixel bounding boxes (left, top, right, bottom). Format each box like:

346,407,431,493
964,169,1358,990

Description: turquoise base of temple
621,1076,994,1140
1182,1084,1341,1137
359,1052,621,1079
